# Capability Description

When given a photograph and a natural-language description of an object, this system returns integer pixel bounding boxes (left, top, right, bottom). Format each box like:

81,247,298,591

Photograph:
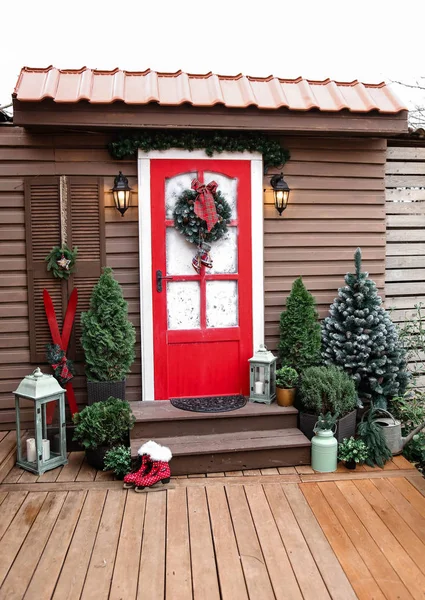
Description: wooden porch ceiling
0,431,424,599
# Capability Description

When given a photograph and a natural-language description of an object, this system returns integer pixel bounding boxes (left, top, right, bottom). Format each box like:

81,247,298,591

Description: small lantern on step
14,368,67,475
248,345,277,405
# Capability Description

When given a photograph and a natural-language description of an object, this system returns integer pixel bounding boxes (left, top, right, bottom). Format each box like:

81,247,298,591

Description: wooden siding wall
0,128,139,429
264,136,387,352
385,143,425,390
0,127,387,428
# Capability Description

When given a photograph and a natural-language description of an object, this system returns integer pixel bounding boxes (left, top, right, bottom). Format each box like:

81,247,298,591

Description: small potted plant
72,396,135,470
81,267,136,404
275,366,299,407
104,445,132,480
338,437,369,469
298,365,358,442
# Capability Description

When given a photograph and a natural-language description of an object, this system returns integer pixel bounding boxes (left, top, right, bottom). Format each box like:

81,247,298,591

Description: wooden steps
129,401,311,475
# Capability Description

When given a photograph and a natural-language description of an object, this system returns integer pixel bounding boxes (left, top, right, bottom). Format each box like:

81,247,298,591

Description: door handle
156,270,173,292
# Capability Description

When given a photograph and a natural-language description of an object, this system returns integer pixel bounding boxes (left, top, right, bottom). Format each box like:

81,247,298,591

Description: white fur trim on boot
149,444,172,462
138,440,163,457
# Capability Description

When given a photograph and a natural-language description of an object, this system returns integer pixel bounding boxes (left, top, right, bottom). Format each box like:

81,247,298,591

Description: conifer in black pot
81,267,136,404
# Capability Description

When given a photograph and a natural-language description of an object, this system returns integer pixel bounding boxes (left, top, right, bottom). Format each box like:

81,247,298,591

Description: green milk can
311,423,338,473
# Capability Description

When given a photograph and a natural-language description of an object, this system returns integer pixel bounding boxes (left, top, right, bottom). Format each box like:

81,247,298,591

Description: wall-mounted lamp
270,173,290,216
112,172,132,217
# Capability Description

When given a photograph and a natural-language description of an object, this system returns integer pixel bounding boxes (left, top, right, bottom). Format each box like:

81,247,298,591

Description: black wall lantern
112,171,132,217
270,173,290,216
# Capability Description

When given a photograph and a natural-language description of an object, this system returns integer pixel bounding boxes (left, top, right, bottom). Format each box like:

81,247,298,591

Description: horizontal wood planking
264,136,386,351
385,143,425,337
0,127,140,427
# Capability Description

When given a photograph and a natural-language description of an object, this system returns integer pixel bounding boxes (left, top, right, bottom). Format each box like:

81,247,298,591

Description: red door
151,159,252,400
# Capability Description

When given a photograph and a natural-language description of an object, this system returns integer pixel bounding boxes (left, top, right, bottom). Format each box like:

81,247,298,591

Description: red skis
43,288,79,421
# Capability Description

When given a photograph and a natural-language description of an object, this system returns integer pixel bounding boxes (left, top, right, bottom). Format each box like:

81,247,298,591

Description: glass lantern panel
40,398,62,461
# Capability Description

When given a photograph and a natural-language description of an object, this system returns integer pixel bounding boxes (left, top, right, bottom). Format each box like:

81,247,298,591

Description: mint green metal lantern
249,345,277,405
14,368,68,475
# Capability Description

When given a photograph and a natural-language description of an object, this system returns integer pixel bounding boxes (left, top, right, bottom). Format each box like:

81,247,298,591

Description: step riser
168,446,311,475
132,413,297,439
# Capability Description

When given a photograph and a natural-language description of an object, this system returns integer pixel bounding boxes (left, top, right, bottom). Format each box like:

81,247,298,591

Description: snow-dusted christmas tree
322,248,409,408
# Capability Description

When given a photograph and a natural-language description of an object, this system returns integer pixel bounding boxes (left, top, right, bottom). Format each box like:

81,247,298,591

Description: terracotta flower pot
276,387,296,407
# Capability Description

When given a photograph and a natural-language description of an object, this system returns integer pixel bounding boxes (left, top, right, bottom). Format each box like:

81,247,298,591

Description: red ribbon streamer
191,179,219,232
44,288,79,421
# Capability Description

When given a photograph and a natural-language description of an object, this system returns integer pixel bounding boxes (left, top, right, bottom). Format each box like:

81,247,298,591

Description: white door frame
137,149,264,401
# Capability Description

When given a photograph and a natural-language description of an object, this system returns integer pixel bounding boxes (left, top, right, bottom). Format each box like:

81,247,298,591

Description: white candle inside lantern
26,438,36,462
255,381,264,395
42,439,50,461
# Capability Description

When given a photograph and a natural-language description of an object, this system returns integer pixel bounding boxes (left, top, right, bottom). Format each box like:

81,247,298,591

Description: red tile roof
13,66,407,113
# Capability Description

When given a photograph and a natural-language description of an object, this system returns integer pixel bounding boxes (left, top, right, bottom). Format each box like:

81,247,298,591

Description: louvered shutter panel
25,177,66,363
67,177,105,360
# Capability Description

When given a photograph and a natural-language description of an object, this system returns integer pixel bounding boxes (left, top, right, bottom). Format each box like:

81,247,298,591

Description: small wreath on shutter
173,189,232,245
45,245,78,279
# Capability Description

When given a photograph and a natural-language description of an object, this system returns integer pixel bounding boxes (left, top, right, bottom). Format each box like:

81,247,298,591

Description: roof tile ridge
267,76,290,109
348,81,379,112
295,79,320,110
321,80,350,111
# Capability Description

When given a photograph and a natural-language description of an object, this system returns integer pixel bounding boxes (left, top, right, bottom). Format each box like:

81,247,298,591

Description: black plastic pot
299,409,357,443
85,445,111,470
87,379,126,405
345,459,357,470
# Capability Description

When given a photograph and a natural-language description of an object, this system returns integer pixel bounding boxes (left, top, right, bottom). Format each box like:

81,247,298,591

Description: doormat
170,395,247,413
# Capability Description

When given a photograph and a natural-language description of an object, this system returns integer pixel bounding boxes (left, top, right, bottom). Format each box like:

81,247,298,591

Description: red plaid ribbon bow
191,179,219,232
52,355,73,384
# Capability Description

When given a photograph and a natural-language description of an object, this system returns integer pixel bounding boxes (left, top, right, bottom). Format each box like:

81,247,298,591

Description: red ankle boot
134,444,172,492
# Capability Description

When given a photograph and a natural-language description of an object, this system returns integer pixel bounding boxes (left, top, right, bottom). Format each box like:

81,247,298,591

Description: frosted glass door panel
204,172,237,219
209,227,238,274
165,172,197,219
206,280,238,328
166,228,196,275
167,281,200,329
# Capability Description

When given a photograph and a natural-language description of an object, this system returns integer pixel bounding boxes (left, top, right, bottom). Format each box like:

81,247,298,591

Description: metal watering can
373,409,425,455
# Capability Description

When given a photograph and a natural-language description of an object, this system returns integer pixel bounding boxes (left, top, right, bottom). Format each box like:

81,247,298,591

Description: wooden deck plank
278,466,297,475
264,483,331,600
0,491,27,540
207,471,225,477
336,480,425,600
52,490,107,600
2,465,24,484
407,475,425,497
206,485,248,600
0,432,17,464
110,491,146,600
0,491,7,507
0,492,67,599
56,451,85,482
81,490,126,600
283,484,357,600
260,467,280,475
224,471,243,476
391,455,415,470
0,491,47,587
318,481,412,600
17,469,39,483
355,479,425,575
166,488,192,600
37,465,63,482
0,431,7,442
372,478,425,544
95,468,115,481
244,485,303,600
391,477,425,518
226,486,275,600
296,465,315,474
138,492,167,600
187,487,220,600
76,457,97,482
242,469,261,476
24,491,87,600
300,483,385,600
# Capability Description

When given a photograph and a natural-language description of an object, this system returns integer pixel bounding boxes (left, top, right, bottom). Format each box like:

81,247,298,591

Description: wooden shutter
67,177,105,360
25,177,66,363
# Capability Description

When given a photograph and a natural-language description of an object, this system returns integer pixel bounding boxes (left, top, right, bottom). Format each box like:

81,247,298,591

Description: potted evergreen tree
278,277,321,372
322,248,409,409
73,397,135,469
298,365,358,442
81,267,136,404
